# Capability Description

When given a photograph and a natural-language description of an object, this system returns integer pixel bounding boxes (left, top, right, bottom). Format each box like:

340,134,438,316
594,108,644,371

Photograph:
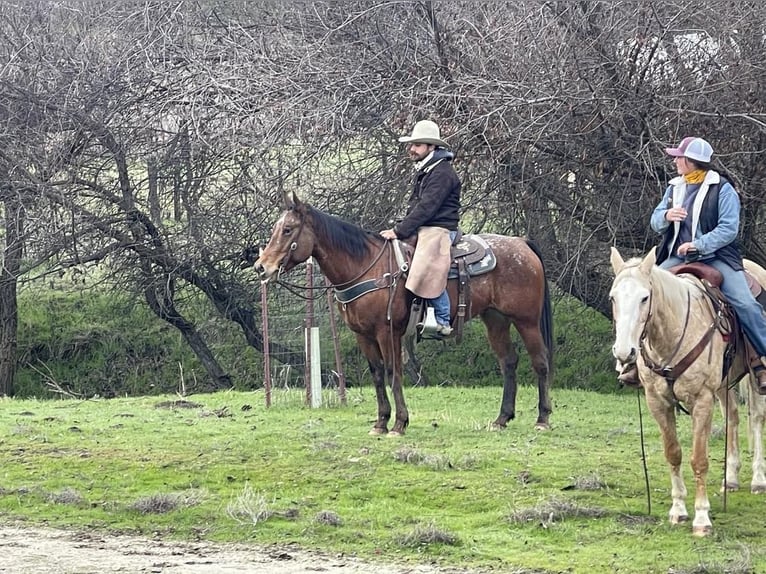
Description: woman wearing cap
649,136,766,391
380,120,461,337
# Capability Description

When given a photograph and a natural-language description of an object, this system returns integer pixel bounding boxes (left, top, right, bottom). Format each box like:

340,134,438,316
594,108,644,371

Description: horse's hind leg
514,322,552,430
356,335,390,435
481,310,519,429
744,377,766,493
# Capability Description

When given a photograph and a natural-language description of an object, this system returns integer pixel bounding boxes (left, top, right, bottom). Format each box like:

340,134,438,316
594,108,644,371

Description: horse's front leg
356,335,390,435
688,391,715,537
645,386,688,525
379,333,408,436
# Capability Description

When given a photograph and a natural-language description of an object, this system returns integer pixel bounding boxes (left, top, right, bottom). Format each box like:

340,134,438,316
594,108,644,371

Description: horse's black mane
307,205,381,260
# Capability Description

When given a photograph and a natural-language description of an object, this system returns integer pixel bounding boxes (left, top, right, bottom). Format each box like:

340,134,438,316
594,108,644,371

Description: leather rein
274,209,401,304
639,279,727,394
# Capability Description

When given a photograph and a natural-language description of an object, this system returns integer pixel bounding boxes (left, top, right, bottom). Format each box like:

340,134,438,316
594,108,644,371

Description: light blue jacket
650,170,740,258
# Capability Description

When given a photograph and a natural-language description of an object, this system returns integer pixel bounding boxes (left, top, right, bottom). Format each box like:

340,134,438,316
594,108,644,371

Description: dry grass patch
315,510,342,526
667,547,753,574
130,490,205,514
47,487,85,506
397,522,459,547
508,497,607,527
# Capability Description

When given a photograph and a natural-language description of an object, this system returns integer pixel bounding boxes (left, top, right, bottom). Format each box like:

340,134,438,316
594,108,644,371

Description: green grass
0,386,762,573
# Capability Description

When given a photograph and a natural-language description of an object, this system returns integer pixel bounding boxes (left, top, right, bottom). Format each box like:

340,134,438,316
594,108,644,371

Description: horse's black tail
525,239,554,373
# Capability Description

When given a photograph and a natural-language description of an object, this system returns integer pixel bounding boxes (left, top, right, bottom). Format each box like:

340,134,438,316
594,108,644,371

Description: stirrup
417,307,440,335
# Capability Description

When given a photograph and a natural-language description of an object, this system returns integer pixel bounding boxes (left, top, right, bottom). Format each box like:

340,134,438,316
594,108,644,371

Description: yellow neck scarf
684,169,706,184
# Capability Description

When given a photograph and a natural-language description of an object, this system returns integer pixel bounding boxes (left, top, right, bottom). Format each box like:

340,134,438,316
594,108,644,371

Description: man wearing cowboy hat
380,120,462,337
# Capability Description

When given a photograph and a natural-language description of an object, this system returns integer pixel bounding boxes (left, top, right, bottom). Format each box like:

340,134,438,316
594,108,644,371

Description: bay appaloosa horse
254,191,553,436
610,246,766,536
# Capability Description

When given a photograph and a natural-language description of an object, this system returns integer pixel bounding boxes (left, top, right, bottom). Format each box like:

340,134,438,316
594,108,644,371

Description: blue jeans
661,255,766,356
429,230,458,326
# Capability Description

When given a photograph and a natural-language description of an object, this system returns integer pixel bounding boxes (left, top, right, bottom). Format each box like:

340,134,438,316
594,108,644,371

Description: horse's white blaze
609,273,650,364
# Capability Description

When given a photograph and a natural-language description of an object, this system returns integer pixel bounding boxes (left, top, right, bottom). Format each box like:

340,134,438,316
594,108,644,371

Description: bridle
638,276,727,397
272,208,399,299
277,208,306,273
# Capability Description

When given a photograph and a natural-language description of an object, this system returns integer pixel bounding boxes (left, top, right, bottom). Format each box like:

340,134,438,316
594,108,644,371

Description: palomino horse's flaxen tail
525,238,554,374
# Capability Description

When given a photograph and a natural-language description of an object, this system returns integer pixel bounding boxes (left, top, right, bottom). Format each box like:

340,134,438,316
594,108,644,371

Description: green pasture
0,386,762,573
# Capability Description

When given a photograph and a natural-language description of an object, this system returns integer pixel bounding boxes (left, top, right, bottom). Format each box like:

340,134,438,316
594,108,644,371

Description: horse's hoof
721,481,739,492
369,427,388,436
387,430,404,437
669,515,689,525
491,417,510,430
692,525,712,537
490,422,506,432
534,422,551,431
751,484,766,494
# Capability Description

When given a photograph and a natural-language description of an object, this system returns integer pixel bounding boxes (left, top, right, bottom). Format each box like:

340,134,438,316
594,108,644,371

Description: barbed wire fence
260,258,371,408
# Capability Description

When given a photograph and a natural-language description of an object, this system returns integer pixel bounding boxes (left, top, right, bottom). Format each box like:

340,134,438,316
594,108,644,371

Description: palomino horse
254,191,553,436
609,246,766,536
742,259,766,494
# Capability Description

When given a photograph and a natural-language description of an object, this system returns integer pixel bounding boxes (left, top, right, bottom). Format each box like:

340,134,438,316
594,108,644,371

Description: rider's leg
659,255,685,270
430,290,451,328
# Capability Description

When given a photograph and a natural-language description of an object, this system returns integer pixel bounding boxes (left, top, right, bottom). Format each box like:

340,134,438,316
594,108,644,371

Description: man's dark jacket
393,149,461,239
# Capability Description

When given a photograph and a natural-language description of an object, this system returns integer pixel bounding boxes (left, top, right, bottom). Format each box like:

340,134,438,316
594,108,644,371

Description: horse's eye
641,296,649,304
282,227,292,236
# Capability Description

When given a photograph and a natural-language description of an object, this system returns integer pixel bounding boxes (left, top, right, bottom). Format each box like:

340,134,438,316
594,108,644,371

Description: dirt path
0,525,467,574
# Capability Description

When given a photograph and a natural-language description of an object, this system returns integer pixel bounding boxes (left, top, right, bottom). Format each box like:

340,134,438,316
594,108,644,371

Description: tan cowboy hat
398,120,449,148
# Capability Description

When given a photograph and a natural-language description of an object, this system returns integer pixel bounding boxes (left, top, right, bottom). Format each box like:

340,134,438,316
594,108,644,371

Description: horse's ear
283,190,301,210
640,246,657,274
609,246,625,274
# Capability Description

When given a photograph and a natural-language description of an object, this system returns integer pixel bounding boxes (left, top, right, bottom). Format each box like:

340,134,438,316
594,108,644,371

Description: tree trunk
143,280,232,391
0,198,23,396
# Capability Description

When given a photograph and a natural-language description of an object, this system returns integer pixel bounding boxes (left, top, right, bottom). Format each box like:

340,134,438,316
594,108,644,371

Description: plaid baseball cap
664,137,713,163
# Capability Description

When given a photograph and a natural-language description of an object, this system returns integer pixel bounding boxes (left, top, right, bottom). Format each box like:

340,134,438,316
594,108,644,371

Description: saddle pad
447,234,497,279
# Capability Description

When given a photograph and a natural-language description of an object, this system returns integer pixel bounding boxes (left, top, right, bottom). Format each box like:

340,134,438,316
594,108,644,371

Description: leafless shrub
226,483,274,527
